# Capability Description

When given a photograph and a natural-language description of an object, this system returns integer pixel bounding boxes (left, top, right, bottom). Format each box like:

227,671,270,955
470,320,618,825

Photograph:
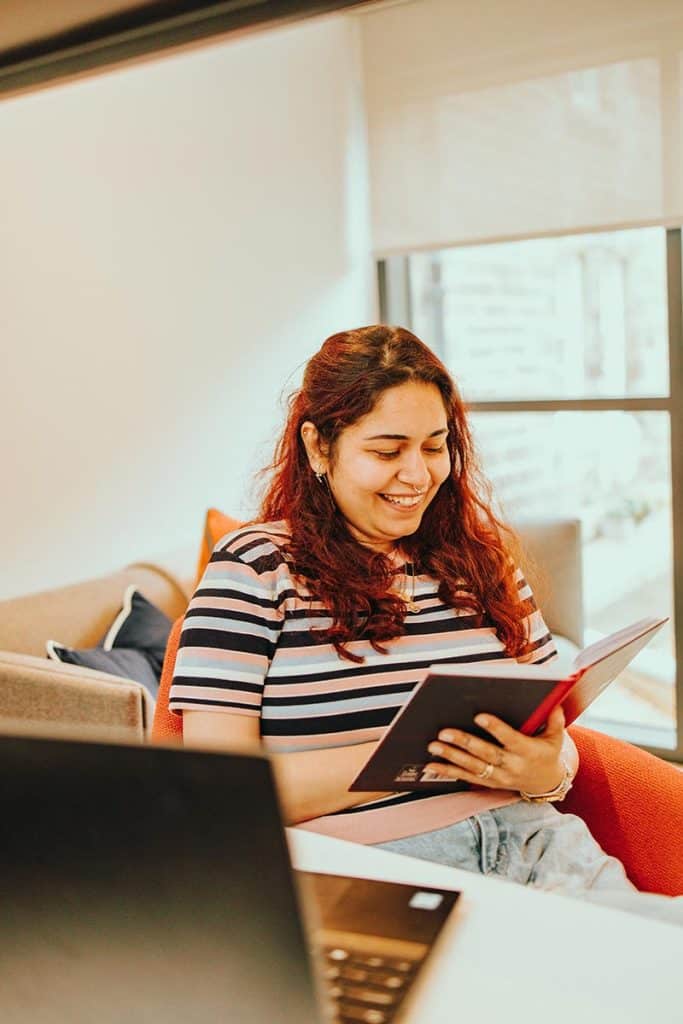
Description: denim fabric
373,802,683,924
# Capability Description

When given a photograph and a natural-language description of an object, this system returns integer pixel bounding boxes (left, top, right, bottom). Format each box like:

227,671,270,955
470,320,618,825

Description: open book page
435,660,568,682
558,615,668,725
572,617,668,672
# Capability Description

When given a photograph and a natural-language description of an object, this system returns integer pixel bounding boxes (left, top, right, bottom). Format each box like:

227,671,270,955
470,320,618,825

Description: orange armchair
560,726,683,895
153,617,683,896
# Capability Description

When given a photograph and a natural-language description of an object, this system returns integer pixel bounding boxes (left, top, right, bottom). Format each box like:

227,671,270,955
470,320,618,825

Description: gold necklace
396,562,419,613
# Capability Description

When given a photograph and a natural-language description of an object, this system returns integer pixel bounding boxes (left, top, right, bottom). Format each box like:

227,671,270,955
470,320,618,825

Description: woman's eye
373,444,446,459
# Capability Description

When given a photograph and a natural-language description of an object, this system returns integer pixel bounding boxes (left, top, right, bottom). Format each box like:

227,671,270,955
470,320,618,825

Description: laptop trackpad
296,872,460,946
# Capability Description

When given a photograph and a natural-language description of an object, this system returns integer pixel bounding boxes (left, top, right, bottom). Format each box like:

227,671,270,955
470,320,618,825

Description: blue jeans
374,801,683,924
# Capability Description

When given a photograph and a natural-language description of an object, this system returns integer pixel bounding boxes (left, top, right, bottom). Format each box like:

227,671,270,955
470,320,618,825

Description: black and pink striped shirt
169,521,556,843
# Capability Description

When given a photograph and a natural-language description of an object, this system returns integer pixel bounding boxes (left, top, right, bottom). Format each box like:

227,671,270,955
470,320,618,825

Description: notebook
0,730,460,1023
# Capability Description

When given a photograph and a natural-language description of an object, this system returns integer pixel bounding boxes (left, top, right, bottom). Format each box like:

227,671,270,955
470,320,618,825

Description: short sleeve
169,544,285,718
513,567,558,665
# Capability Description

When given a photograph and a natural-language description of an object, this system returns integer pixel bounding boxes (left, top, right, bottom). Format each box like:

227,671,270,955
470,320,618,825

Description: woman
169,325,662,905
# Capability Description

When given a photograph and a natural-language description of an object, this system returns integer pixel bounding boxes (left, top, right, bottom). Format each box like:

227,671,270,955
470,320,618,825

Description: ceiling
0,0,374,97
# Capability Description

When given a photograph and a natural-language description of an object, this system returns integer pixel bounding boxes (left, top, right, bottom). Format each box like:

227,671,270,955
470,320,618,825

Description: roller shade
358,0,683,253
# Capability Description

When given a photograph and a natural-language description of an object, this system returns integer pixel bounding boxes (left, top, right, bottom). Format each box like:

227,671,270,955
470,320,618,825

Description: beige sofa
0,520,583,744
0,554,196,743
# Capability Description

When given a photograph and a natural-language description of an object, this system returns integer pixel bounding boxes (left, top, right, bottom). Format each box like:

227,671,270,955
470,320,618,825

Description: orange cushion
195,507,244,586
153,509,244,743
151,616,184,745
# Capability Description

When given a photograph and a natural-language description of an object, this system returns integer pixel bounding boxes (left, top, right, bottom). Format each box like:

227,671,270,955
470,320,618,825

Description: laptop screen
0,733,321,1023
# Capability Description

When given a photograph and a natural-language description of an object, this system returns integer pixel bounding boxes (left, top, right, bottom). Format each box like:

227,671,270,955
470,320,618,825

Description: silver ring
477,763,494,781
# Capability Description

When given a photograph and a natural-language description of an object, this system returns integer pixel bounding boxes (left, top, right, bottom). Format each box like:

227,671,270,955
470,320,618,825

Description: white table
287,829,683,1024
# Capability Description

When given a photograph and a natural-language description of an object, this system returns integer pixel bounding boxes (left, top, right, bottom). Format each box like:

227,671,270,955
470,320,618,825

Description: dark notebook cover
349,616,667,793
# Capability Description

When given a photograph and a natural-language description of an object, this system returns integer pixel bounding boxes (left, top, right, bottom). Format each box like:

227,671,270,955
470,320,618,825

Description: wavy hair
259,325,530,662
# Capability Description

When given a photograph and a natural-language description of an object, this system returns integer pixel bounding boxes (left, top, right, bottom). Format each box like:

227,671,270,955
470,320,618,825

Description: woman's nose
396,452,430,489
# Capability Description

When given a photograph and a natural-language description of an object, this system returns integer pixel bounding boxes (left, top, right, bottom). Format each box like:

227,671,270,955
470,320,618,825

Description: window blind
358,0,683,253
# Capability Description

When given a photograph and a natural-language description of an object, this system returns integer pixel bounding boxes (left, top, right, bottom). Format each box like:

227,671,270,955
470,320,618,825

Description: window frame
379,225,683,762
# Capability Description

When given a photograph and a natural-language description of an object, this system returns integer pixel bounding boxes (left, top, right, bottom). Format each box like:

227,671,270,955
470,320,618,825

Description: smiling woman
253,325,533,665
170,324,682,921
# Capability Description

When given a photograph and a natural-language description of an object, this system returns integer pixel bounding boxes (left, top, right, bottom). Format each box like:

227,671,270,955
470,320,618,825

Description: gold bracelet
519,756,574,804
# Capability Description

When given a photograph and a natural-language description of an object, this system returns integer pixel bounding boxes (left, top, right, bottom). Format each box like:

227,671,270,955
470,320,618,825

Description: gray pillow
47,586,172,700
46,642,160,696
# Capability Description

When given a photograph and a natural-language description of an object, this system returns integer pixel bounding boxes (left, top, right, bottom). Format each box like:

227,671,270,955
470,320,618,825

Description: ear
300,422,329,474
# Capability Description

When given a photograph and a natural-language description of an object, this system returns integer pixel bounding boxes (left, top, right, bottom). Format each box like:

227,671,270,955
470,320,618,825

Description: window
381,226,682,758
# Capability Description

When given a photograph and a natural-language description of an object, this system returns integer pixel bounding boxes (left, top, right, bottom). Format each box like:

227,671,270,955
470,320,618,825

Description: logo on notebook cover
394,764,427,783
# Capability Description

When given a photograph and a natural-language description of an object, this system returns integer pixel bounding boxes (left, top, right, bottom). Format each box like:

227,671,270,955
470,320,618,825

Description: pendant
398,592,420,614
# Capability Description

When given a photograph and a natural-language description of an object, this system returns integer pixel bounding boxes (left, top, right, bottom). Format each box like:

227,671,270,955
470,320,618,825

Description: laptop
0,732,460,1023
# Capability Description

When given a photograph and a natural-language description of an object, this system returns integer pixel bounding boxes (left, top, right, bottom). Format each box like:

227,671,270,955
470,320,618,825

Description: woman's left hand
425,704,567,794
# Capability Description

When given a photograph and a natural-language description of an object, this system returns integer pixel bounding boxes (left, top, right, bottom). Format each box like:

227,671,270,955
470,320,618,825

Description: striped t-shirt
169,521,557,843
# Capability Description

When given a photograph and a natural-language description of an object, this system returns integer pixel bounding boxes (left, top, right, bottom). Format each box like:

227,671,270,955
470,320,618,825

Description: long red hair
259,325,530,662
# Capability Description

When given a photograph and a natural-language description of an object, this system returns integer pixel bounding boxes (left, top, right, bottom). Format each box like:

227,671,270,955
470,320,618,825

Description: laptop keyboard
320,943,421,1024
298,872,460,1024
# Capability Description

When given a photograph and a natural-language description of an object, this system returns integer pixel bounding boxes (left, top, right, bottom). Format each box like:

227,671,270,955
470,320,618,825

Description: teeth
382,494,422,507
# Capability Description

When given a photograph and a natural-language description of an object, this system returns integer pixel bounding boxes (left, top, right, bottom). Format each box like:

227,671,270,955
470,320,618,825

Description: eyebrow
363,428,449,441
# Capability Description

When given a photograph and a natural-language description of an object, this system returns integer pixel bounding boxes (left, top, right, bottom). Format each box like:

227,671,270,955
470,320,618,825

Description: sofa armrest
0,649,152,743
551,634,580,673
514,518,583,647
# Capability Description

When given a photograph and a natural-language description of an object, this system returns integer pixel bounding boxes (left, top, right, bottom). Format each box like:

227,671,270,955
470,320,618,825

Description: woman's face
303,381,451,553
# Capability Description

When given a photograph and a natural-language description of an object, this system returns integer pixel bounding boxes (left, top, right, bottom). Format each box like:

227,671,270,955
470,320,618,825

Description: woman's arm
272,743,390,824
183,710,389,824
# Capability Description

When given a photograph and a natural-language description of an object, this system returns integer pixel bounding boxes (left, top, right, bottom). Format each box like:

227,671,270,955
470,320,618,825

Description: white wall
0,16,374,599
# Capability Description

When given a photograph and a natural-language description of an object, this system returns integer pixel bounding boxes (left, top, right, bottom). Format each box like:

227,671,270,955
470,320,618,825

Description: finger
427,741,500,779
434,728,509,769
423,762,502,789
473,713,532,754
544,704,566,737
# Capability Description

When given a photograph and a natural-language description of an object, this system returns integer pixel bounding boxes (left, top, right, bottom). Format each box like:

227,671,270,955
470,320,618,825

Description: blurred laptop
0,730,460,1023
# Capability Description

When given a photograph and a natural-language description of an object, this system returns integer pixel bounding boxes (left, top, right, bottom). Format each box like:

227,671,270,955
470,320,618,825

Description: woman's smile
378,491,427,511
